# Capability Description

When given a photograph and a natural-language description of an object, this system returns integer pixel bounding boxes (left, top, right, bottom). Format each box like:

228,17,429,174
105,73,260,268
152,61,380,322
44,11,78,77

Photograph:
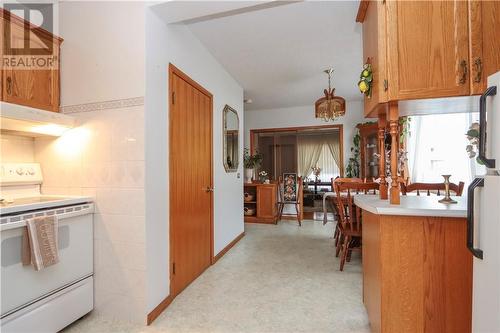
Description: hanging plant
466,122,484,165
358,63,373,98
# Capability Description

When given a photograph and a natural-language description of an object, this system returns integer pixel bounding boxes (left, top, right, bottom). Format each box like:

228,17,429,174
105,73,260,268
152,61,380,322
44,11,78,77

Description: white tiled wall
0,134,35,162
34,105,146,323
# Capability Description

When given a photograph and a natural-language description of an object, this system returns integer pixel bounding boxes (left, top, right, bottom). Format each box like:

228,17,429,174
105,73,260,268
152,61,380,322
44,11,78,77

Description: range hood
0,102,75,137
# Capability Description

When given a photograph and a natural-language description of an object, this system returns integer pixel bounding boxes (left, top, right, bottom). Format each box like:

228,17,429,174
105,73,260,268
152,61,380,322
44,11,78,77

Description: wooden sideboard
244,183,278,224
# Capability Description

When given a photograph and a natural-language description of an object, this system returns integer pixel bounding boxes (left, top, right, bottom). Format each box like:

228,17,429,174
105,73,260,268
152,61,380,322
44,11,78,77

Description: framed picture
283,173,298,202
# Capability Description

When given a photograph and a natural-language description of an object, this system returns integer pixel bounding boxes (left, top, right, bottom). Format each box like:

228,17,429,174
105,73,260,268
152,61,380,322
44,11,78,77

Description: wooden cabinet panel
469,0,500,94
244,183,278,224
362,212,473,332
257,185,277,218
1,10,62,112
362,0,387,117
362,212,381,333
386,0,470,100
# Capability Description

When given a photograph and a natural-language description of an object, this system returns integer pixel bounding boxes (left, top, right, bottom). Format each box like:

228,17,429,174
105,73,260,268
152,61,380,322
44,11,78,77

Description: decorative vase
245,169,253,183
438,175,457,204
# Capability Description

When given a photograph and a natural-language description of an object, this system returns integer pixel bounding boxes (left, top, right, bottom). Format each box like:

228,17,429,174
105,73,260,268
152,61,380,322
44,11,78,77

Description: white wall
145,7,244,312
59,1,145,105
244,102,370,169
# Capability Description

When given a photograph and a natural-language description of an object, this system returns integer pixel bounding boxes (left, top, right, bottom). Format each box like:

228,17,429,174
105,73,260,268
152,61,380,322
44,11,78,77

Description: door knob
205,187,214,193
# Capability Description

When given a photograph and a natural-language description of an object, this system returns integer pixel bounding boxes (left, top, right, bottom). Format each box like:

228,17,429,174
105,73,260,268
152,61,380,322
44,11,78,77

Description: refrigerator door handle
467,177,485,259
479,85,497,168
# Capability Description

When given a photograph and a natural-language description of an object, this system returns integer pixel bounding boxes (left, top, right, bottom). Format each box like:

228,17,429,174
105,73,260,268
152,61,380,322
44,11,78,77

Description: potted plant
243,148,263,182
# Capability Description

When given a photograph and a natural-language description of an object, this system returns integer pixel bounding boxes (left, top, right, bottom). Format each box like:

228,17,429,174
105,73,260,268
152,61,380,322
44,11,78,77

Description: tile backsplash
34,104,147,324
0,134,35,162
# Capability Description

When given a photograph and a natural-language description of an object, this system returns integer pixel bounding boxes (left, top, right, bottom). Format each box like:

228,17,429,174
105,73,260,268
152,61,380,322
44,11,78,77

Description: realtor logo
3,3,54,55
2,3,58,70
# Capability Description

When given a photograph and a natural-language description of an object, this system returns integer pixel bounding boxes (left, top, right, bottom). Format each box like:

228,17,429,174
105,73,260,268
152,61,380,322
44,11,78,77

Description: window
305,143,340,182
407,112,486,187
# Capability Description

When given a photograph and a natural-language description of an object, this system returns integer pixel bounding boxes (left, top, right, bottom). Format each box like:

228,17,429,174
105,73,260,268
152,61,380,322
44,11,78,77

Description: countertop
354,195,467,218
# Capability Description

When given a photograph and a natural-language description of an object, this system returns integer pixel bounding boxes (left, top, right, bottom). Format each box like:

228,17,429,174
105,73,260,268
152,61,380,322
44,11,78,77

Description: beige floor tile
63,220,369,333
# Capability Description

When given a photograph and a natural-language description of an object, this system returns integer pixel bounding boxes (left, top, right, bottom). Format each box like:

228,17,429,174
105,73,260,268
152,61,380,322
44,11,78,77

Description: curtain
297,134,323,178
325,134,341,171
308,144,340,181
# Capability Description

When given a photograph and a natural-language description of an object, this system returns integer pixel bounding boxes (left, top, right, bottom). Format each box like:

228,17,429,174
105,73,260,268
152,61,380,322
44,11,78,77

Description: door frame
168,63,214,298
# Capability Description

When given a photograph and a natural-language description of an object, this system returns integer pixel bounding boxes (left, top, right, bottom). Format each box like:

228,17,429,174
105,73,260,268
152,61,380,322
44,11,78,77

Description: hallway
65,221,369,333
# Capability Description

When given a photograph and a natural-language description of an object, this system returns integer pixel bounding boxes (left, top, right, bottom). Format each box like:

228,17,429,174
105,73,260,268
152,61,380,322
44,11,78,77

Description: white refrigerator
468,71,500,332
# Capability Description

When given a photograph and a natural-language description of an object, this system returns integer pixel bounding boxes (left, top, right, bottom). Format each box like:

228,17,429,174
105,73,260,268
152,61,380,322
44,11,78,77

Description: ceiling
187,1,363,111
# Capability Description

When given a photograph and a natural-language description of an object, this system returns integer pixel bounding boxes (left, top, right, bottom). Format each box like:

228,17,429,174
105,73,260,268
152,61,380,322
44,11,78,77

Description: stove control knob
27,168,35,176
16,168,24,175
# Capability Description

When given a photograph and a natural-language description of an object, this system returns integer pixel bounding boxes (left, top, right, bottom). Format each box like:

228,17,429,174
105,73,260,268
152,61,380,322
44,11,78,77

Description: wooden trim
356,0,370,23
169,63,213,98
213,232,245,263
147,295,174,325
168,63,214,297
250,124,344,177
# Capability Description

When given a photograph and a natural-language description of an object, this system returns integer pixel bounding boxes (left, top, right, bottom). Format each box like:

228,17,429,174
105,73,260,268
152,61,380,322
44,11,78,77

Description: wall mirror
223,105,239,172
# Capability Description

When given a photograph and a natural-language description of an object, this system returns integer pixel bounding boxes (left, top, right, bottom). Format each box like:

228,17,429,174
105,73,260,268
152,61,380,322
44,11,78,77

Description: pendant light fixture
315,68,346,122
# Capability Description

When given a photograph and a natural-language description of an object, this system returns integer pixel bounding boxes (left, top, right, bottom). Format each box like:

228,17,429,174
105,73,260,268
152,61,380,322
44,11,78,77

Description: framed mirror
223,105,239,172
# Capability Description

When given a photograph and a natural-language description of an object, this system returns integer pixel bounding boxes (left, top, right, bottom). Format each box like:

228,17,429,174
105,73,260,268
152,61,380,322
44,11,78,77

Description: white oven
1,204,94,332
0,163,94,332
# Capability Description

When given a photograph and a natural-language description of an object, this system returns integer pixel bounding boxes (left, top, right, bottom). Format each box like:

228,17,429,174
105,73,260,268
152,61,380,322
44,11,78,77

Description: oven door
1,204,94,317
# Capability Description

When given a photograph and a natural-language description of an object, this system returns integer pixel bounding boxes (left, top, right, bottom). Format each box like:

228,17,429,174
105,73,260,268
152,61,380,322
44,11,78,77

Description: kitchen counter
359,196,472,332
354,195,467,218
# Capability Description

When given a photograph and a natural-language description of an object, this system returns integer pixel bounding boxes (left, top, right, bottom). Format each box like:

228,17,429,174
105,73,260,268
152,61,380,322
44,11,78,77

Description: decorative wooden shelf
244,183,278,224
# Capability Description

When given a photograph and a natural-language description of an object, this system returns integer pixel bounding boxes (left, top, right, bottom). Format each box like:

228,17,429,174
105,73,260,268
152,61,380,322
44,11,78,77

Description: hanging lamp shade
315,69,346,122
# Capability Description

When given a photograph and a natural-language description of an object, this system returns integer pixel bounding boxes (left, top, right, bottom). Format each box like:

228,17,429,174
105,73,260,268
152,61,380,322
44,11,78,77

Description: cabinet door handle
6,76,12,95
474,57,483,83
459,60,468,85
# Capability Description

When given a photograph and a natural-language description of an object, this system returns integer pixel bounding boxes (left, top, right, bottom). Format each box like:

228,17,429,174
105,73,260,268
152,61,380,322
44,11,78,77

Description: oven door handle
467,177,484,259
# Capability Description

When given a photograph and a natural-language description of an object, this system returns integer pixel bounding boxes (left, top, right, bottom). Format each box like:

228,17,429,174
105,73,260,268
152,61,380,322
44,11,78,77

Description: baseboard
147,295,174,325
213,232,245,263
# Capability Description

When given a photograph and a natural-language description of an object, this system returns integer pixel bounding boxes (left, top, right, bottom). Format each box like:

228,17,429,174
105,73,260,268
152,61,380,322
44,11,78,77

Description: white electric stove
0,163,94,333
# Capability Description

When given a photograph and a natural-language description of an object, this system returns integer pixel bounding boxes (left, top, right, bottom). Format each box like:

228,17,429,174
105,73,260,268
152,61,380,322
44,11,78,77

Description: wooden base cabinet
362,211,472,333
244,183,278,224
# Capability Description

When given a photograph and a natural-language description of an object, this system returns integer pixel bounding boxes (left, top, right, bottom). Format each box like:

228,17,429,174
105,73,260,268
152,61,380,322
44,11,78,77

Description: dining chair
333,181,379,271
277,173,303,226
330,177,364,257
401,181,465,196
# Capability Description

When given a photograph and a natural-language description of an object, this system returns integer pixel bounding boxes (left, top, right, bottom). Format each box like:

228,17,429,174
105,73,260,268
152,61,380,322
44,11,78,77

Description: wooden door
169,64,213,297
386,0,470,100
469,0,500,95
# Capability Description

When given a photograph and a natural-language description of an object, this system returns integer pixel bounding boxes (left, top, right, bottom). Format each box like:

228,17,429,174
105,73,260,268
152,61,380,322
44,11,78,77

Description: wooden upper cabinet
1,9,62,112
386,0,470,100
358,0,499,116
359,0,388,117
469,0,500,94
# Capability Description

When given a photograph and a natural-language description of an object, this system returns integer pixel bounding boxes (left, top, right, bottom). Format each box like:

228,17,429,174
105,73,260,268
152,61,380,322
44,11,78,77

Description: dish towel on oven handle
22,216,59,271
